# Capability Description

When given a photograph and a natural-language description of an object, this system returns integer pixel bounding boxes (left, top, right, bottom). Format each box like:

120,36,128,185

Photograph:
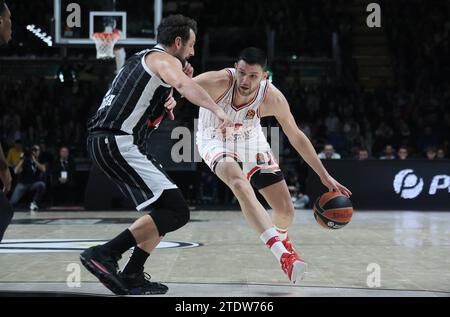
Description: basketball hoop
92,31,120,59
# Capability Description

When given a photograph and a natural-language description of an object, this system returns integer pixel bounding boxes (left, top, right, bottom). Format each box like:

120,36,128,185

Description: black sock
122,246,150,275
103,229,137,254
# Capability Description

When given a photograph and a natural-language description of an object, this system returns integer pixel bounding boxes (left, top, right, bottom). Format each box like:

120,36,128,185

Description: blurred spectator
426,147,437,160
51,146,76,206
437,148,446,160
418,127,439,153
374,123,394,154
199,169,218,203
38,141,54,171
380,145,396,160
6,140,23,168
10,145,47,213
325,111,340,133
38,141,54,186
358,149,370,160
398,146,409,160
291,191,310,209
286,172,309,209
318,144,341,160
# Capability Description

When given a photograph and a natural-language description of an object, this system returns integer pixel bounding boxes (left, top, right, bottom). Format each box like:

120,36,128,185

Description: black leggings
0,191,13,242
146,189,190,236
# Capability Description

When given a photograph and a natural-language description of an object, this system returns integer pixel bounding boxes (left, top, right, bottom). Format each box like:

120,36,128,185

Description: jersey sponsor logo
0,239,201,254
245,110,256,120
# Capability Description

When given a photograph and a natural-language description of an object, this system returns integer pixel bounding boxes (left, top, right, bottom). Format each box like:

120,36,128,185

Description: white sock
260,227,289,261
275,226,288,241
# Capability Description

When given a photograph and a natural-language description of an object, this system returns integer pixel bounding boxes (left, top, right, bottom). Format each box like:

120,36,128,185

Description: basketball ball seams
318,192,339,206
322,196,353,210
313,212,330,229
314,209,349,227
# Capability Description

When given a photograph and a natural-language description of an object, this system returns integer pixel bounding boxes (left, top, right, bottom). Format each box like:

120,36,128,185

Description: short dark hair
157,15,197,46
0,1,7,16
237,47,268,69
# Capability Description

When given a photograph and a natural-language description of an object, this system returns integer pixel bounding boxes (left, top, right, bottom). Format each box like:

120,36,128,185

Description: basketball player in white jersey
195,48,352,284
0,0,14,242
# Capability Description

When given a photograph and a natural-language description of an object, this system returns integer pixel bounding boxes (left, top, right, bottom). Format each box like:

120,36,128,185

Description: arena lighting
26,24,53,47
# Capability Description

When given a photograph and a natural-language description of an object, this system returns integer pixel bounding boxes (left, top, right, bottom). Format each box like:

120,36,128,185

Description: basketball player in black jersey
0,0,14,242
80,15,233,295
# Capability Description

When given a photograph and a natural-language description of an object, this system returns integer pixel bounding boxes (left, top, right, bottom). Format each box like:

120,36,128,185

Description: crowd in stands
277,80,449,161
0,78,105,155
3,141,77,211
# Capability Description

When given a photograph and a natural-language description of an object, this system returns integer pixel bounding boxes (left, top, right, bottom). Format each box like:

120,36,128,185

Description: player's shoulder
207,68,232,81
195,68,232,86
146,50,182,69
264,82,288,106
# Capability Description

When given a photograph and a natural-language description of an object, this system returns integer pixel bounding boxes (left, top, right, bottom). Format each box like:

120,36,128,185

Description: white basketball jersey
197,68,270,141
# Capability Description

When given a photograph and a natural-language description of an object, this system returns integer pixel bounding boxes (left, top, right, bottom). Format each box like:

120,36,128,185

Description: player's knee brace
250,170,284,190
149,204,190,236
147,189,190,236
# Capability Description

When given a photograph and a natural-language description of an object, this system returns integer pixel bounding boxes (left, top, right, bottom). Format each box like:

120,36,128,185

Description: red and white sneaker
282,236,301,260
280,252,307,284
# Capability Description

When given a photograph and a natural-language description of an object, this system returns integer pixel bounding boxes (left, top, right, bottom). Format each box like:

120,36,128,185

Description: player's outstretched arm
150,56,232,128
260,85,352,197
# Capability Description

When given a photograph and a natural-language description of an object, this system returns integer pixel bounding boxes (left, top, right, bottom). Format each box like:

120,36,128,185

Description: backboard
53,0,162,46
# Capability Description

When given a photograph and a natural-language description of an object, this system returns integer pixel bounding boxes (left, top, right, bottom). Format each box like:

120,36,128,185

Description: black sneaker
118,271,169,295
80,245,128,295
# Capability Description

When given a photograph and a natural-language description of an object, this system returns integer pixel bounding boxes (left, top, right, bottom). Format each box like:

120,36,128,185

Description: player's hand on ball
164,95,177,121
320,174,352,197
183,62,194,78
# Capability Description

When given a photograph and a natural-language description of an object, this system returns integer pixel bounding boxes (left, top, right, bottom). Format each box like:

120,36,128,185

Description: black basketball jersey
88,45,172,152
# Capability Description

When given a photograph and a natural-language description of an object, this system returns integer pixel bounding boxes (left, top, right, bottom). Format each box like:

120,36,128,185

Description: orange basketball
313,191,353,230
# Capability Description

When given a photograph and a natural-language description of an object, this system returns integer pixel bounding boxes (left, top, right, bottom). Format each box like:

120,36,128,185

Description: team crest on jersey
256,153,265,165
245,110,256,120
